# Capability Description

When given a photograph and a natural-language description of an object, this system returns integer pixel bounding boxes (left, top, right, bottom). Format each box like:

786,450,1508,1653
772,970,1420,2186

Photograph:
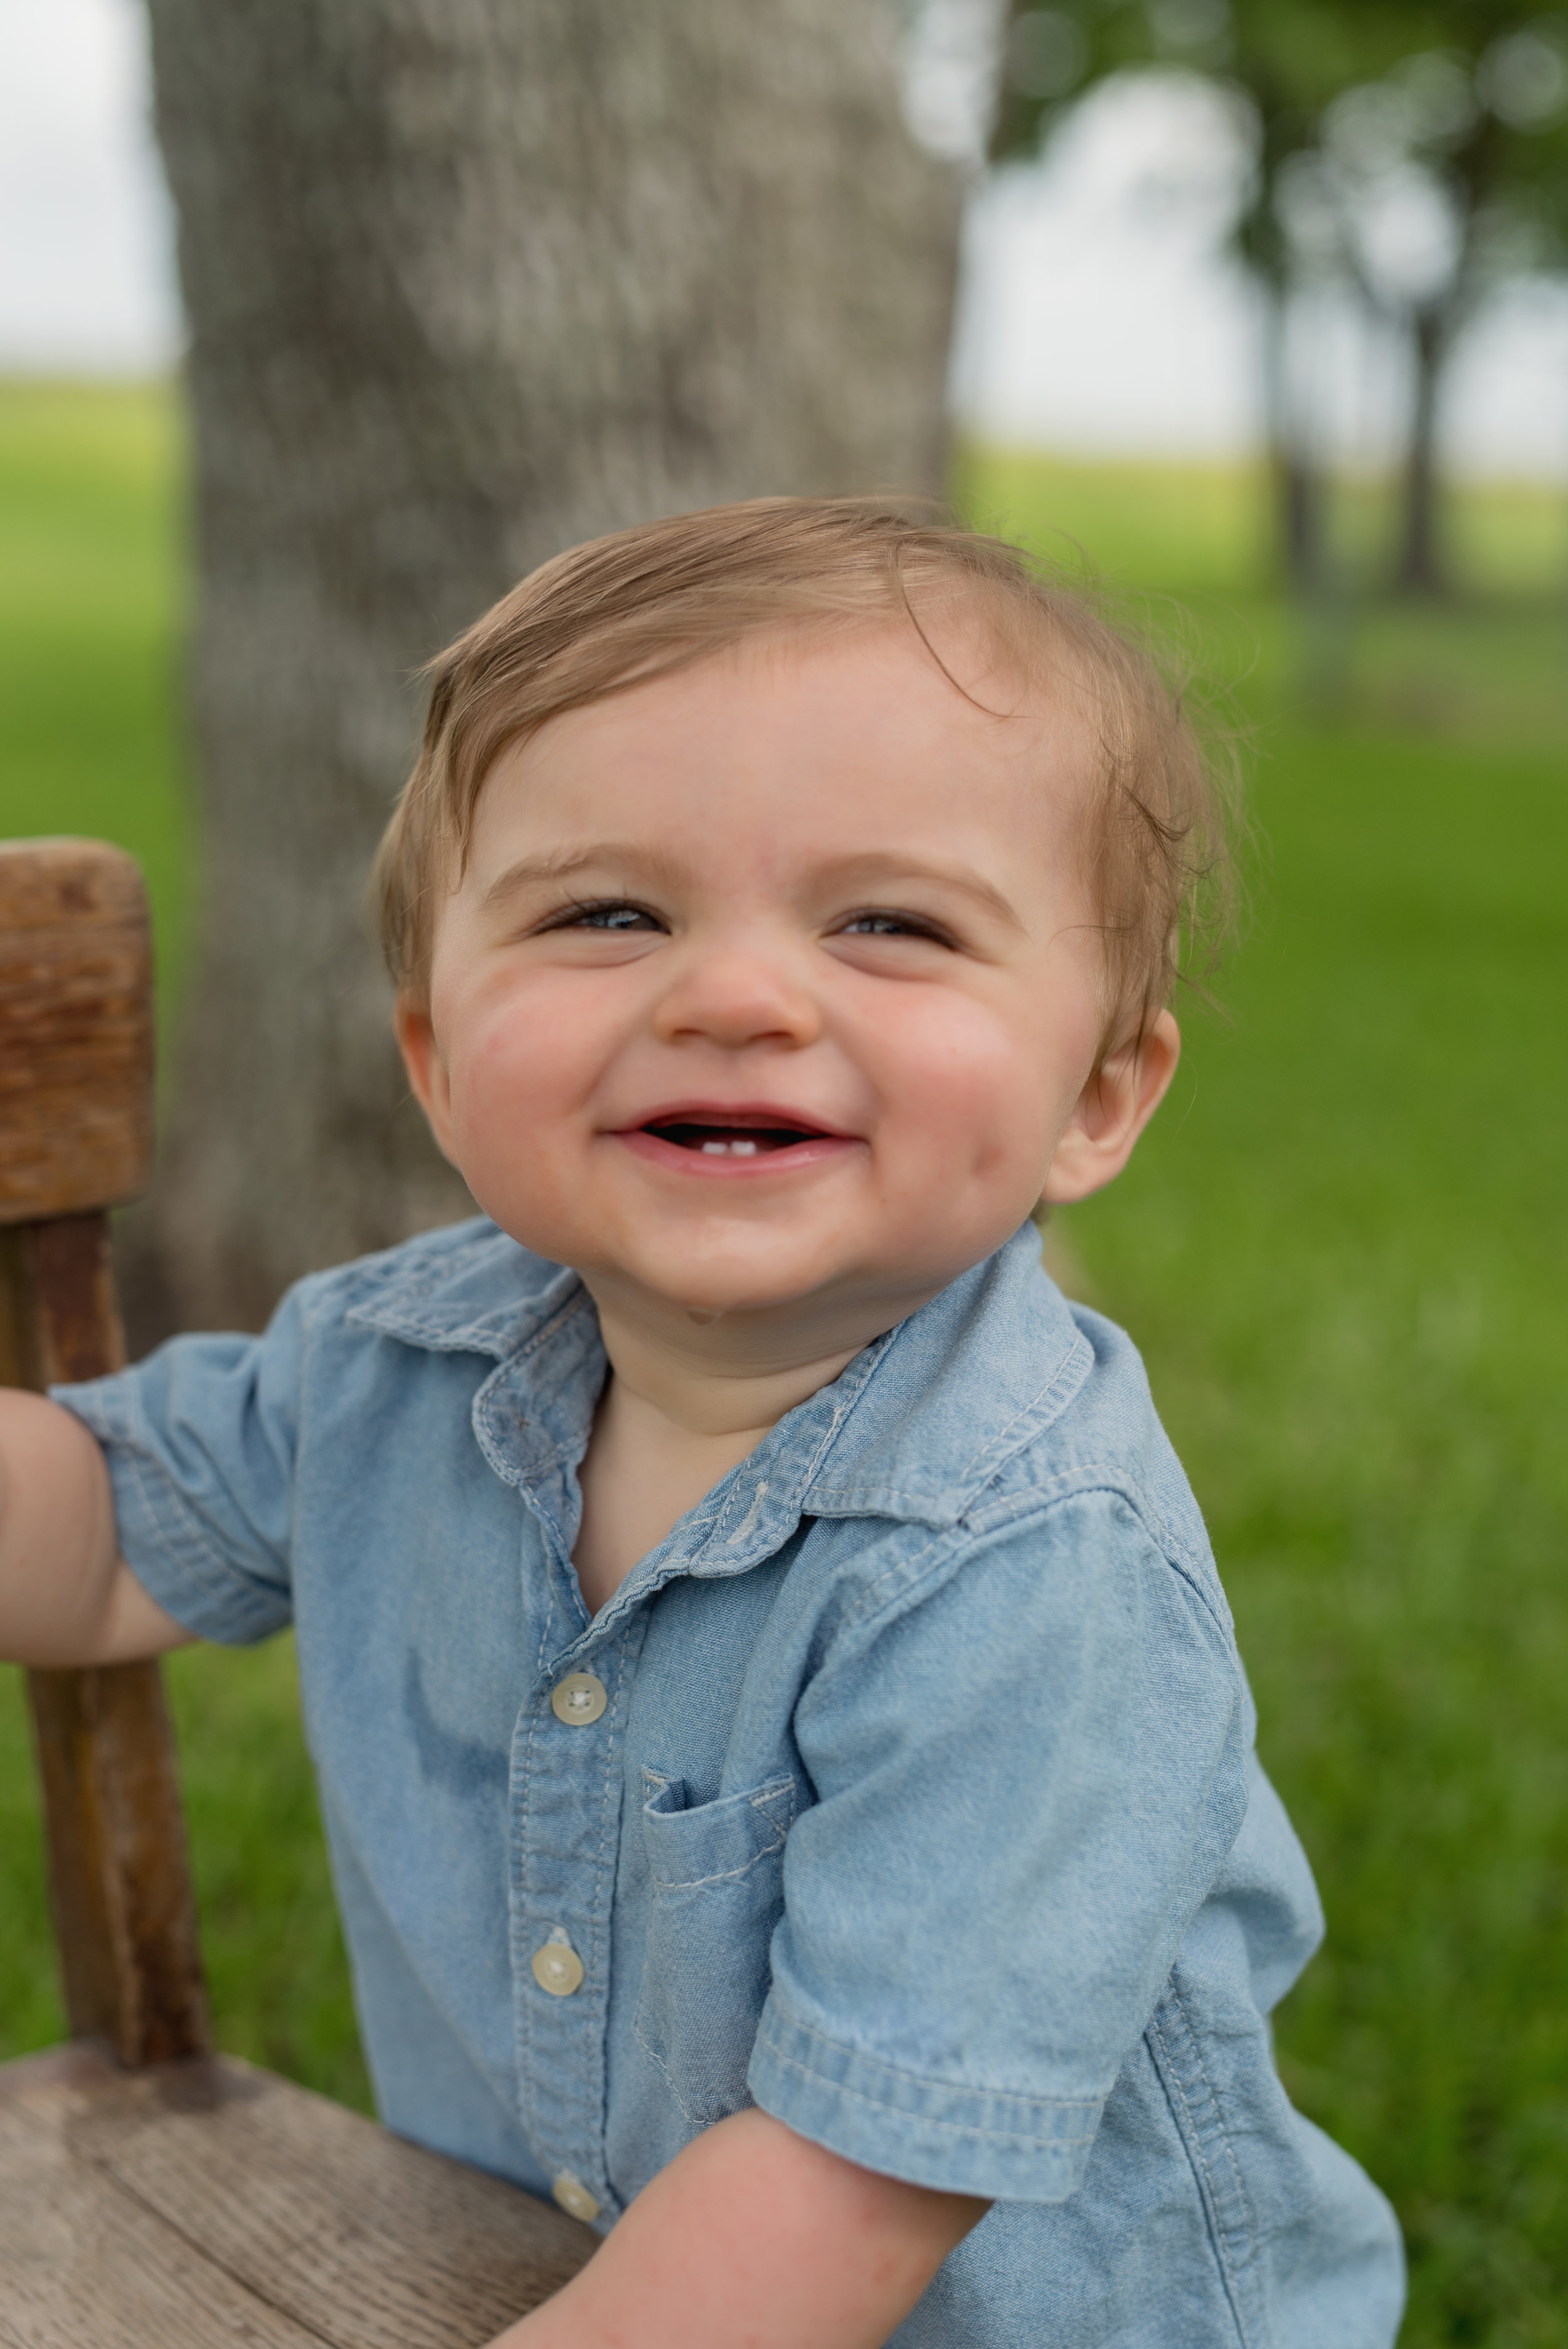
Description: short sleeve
747,1489,1249,2202
51,1289,310,1646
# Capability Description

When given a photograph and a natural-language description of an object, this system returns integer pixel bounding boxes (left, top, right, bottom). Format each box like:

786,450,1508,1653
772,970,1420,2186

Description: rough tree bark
132,0,960,1337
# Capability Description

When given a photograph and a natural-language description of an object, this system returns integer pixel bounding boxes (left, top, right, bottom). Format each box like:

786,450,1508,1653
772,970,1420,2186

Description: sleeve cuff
746,1995,1104,2203
51,1380,293,1647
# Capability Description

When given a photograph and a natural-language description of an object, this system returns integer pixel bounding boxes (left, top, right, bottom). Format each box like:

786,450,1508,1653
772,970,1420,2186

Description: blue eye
564,901,662,932
840,911,944,941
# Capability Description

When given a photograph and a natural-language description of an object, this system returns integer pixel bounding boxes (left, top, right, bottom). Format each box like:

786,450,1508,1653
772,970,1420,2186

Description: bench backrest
1,837,208,2065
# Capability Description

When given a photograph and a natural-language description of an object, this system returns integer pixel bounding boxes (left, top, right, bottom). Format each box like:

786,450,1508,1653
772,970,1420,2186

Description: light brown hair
373,497,1239,1054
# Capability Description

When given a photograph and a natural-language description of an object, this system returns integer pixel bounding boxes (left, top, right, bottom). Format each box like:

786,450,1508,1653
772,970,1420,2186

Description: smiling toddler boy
0,501,1403,2345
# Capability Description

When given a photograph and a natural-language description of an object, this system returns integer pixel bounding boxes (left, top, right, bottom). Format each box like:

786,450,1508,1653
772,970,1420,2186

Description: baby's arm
490,2106,985,2349
0,1392,192,1665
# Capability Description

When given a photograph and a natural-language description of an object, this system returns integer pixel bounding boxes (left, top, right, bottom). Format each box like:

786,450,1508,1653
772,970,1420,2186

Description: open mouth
617,1106,855,1172
642,1120,825,1158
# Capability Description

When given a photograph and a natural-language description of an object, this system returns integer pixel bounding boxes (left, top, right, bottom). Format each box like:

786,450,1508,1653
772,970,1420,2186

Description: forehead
469,617,1095,870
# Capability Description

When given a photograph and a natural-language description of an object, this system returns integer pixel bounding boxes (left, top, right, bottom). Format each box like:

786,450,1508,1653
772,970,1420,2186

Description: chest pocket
633,1772,797,2128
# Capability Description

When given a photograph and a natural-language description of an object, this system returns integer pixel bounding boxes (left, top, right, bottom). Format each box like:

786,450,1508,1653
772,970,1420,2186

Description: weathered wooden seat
0,839,594,2348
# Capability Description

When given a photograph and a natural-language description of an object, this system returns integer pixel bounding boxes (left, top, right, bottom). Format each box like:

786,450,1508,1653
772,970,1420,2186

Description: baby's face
401,622,1170,1339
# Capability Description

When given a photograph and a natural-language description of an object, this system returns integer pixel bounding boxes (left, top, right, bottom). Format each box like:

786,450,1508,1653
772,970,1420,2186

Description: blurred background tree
130,0,960,1335
992,0,1568,591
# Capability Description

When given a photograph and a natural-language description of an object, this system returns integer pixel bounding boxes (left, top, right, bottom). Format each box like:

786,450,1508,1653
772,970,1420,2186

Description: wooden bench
0,839,595,2348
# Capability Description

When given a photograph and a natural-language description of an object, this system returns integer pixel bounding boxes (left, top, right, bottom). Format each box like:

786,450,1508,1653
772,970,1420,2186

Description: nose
650,930,822,1053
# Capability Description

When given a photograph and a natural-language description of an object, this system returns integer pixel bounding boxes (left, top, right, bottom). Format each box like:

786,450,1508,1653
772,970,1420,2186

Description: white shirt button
553,2171,600,2223
551,1670,607,1726
531,1937,585,1997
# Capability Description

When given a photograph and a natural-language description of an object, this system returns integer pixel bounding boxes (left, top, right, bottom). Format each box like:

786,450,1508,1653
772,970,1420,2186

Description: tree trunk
130,0,960,1339
1259,278,1323,594
1275,444,1323,595
1394,302,1447,598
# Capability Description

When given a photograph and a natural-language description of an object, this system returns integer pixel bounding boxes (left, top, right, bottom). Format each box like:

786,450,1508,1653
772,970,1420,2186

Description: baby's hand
487,2105,986,2349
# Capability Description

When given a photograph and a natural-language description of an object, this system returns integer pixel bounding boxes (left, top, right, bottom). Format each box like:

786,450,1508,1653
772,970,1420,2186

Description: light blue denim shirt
56,1217,1403,2346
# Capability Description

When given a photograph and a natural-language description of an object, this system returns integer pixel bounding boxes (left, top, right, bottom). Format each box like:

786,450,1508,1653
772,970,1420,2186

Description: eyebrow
479,842,1027,932
806,851,1025,932
479,844,687,911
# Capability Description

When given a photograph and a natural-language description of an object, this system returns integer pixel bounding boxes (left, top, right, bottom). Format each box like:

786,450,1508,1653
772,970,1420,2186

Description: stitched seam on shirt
760,2005,1103,2124
294,1261,378,1341
477,1369,576,1483
582,1630,630,2184
635,2009,739,2128
347,1266,593,1358
1150,2013,1244,2318
952,1330,1093,1499
802,1487,958,1519
1147,1999,1267,2349
515,1582,558,2156
703,1355,884,1557
798,1328,1092,1523
834,1524,958,1636
121,1440,233,1590
347,1231,504,1308
507,1285,598,1369
832,1485,1219,1646
813,1465,1221,1632
649,1835,789,1893
336,1222,502,1315
114,1399,285,1623
371,1286,594,1387
800,1315,1091,1527
644,1781,796,1891
967,1476,1231,1636
751,1779,799,1830
755,2019,1101,2149
835,1485,1235,1656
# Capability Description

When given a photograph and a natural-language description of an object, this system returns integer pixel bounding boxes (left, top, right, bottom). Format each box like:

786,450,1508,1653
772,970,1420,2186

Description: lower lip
613,1129,861,1177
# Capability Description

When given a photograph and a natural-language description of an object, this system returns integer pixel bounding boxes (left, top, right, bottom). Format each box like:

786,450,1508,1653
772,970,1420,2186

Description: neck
579,1275,939,1440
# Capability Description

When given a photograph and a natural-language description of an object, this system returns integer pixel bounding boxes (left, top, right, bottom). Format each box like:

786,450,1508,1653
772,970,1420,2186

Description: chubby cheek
437,985,595,1201
877,997,1063,1198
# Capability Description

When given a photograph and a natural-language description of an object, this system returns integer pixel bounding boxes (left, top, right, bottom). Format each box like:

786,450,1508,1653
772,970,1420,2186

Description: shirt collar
346,1216,1089,1542
797,1222,1091,1529
344,1221,585,1359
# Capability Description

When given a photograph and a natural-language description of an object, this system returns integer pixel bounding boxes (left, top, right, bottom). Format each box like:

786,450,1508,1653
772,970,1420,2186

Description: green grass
960,444,1568,2343
3,393,1567,2337
0,381,193,1009
0,381,368,2108
1081,740,1568,2341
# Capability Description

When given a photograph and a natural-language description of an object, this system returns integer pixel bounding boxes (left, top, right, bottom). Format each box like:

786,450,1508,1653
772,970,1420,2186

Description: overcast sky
3,0,1566,478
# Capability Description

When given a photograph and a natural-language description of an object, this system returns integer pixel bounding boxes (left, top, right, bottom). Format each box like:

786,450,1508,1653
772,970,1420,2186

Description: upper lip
617,1100,852,1137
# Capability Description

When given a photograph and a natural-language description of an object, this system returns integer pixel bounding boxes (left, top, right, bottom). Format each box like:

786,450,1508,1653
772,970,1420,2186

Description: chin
630,1244,845,1320
656,1276,820,1320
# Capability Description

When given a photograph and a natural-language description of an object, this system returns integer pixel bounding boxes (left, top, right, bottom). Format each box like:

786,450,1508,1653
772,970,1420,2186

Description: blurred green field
0,383,191,1006
3,389,1566,2342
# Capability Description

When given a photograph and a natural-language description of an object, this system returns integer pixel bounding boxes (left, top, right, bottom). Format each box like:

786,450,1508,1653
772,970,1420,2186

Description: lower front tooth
732,1138,758,1157
701,1140,727,1155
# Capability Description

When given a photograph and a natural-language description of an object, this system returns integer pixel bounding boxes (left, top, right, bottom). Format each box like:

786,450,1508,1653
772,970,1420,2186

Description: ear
1042,1009,1180,1206
393,995,461,1166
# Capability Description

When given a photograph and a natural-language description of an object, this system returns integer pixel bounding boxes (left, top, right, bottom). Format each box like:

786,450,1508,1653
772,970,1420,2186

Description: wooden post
0,839,209,2066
